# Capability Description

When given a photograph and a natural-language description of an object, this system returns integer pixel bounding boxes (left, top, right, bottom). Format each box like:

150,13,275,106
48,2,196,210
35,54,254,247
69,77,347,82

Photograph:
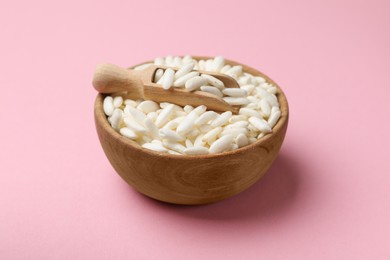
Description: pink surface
1,0,390,259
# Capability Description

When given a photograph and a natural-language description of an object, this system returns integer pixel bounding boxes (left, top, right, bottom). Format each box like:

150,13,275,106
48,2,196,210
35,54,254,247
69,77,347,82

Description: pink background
1,0,390,259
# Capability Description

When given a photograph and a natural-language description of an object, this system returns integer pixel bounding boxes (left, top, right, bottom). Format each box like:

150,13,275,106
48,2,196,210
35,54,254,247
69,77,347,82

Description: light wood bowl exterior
94,57,289,205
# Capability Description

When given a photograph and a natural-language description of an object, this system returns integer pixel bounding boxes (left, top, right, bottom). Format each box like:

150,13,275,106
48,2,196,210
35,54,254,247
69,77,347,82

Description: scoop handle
92,63,144,97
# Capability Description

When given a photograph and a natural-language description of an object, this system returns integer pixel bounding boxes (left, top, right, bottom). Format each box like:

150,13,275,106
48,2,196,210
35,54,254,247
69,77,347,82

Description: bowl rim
94,56,289,160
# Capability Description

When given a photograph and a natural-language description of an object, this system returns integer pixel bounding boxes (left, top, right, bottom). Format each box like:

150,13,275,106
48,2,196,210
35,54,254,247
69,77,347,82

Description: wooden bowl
94,57,289,205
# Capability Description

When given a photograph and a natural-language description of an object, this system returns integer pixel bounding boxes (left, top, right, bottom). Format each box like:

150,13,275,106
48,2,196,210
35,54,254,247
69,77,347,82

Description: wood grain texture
93,63,239,113
94,57,289,205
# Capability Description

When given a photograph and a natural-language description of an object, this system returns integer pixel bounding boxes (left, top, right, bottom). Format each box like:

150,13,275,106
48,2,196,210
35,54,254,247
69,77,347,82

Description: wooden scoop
92,63,239,113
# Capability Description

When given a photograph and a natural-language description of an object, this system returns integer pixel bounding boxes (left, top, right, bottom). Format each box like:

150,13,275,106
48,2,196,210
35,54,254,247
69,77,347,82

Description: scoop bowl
94,56,289,205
